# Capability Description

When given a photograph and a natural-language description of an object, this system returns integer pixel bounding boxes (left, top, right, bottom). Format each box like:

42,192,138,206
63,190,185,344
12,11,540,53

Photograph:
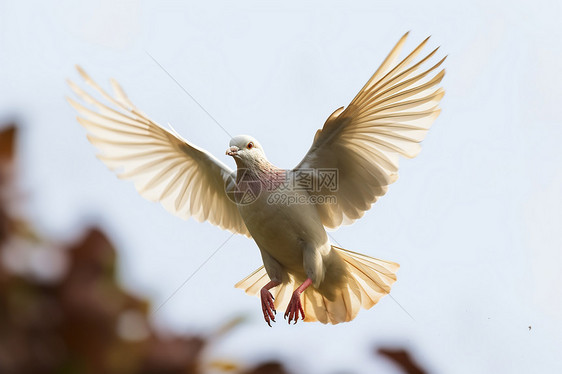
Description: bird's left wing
67,66,250,237
294,33,446,229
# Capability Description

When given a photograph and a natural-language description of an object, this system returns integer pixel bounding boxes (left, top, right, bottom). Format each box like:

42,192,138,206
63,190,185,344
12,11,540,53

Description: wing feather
68,67,250,237
295,33,446,229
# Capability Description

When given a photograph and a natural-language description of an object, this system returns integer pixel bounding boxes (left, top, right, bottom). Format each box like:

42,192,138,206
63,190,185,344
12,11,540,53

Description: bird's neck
236,159,287,189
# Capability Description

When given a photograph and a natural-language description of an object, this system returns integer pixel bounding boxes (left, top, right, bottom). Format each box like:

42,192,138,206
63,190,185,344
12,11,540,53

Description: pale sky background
1,0,562,373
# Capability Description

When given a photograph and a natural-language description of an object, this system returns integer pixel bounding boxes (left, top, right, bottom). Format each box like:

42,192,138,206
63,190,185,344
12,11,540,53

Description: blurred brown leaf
0,125,16,162
378,347,427,374
244,362,290,374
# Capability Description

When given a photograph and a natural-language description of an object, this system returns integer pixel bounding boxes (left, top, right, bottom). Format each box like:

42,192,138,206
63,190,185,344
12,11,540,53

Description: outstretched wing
295,32,446,229
68,66,250,237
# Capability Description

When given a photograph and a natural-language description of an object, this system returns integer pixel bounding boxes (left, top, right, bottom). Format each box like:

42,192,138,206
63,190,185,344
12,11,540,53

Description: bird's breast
238,186,328,272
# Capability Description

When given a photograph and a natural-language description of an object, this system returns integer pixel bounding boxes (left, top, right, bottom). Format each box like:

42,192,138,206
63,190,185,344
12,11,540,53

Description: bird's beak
226,146,239,157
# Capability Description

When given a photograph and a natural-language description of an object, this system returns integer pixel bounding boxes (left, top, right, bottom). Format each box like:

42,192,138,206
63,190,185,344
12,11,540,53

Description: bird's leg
260,280,280,327
284,278,312,324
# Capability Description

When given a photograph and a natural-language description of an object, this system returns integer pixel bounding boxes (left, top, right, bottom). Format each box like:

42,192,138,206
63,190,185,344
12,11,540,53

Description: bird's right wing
67,66,250,237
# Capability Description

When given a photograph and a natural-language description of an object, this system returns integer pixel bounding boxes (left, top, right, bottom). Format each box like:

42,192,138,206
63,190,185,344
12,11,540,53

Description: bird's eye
247,142,254,149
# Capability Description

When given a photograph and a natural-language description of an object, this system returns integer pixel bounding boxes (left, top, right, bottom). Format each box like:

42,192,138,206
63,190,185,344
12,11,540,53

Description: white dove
67,32,445,325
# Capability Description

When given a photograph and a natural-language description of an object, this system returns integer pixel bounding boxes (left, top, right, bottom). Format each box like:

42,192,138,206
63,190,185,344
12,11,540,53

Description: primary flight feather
68,32,445,325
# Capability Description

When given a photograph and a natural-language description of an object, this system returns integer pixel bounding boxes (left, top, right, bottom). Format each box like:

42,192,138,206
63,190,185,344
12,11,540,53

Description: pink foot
284,278,312,325
260,288,276,326
260,280,280,327
284,292,305,324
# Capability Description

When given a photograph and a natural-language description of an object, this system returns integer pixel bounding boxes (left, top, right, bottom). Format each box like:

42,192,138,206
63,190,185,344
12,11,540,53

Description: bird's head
226,135,267,168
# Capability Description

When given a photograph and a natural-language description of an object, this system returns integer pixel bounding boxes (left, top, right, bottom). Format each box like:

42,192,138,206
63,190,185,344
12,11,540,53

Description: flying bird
67,32,446,325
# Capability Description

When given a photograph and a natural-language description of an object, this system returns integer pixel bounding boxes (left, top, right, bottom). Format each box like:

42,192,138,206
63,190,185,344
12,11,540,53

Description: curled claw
260,287,276,326
284,292,305,324
283,278,311,325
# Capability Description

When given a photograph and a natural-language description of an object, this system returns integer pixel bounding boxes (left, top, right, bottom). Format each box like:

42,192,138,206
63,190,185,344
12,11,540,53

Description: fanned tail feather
235,246,399,324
